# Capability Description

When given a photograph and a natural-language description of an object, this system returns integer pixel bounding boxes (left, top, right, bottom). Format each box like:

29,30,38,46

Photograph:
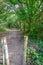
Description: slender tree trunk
1,37,10,65
23,36,28,65
3,46,5,65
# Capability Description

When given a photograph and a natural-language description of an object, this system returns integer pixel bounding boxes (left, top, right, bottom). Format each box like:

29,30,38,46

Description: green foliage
38,42,43,63
7,0,43,39
0,25,6,32
7,0,18,4
0,0,43,40
27,47,43,65
28,39,43,65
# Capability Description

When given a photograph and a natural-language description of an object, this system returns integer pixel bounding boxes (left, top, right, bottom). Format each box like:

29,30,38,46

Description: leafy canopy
0,0,43,39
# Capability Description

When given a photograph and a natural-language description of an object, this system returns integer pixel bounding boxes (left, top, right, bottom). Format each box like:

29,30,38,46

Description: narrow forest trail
5,29,24,65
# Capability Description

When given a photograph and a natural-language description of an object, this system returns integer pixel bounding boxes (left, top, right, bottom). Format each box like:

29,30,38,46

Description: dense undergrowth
27,39,43,65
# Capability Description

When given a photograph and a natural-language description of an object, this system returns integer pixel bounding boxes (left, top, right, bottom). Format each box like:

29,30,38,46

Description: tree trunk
1,37,10,65
23,36,28,65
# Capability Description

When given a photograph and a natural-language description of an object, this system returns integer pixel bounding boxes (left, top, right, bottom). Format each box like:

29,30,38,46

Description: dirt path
5,29,24,65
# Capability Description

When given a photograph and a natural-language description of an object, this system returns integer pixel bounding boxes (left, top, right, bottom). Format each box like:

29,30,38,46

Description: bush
0,25,6,32
26,47,42,65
